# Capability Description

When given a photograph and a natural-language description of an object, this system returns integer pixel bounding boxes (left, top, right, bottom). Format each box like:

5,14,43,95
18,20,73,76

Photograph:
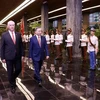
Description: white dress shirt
36,35,41,40
65,34,74,47
87,35,98,53
54,34,60,45
51,34,54,43
80,34,88,47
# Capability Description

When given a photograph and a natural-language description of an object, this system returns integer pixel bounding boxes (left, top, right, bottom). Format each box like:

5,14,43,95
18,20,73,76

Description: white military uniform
87,35,98,54
51,34,55,43
59,34,63,44
28,34,32,42
87,34,98,70
24,34,29,43
80,34,88,47
65,34,74,47
54,34,60,45
45,34,50,44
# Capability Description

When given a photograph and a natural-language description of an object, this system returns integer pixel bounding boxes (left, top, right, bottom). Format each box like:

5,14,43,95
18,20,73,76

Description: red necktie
38,36,41,47
12,32,15,44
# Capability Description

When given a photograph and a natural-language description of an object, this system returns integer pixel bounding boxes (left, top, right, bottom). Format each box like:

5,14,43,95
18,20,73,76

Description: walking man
29,27,49,86
1,20,24,93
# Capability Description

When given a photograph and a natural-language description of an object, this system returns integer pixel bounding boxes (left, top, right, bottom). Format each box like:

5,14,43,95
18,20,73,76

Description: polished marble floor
0,50,100,100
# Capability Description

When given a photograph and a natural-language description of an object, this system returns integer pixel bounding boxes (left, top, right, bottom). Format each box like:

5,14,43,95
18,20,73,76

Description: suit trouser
67,47,72,61
6,59,22,88
81,46,87,61
89,51,96,69
33,60,43,82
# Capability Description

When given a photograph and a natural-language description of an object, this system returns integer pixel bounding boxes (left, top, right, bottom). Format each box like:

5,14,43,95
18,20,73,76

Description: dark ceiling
0,0,100,24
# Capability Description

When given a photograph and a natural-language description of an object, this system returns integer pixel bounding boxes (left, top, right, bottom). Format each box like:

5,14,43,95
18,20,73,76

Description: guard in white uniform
44,31,50,53
24,33,29,50
21,33,26,55
59,31,63,55
65,28,73,63
28,31,32,42
80,29,88,62
54,29,60,59
87,28,98,70
50,31,55,53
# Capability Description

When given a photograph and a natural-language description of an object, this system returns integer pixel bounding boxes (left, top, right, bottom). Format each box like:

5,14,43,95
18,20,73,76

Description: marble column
41,1,48,32
66,0,82,57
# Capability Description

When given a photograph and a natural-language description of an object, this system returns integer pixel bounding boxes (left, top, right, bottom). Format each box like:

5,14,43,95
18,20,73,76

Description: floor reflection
86,70,96,100
0,51,100,100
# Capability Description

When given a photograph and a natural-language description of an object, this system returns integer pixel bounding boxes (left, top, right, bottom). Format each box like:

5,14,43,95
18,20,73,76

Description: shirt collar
36,35,41,38
8,30,15,34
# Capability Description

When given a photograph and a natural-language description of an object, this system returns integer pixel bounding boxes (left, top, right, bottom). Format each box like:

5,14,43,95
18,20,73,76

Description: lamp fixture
0,0,36,24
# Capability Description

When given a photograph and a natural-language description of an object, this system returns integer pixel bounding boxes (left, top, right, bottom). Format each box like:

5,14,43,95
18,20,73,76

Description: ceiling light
82,5,100,11
49,14,66,20
27,0,89,22
82,0,89,3
0,0,89,24
0,0,35,24
49,6,66,14
27,15,41,21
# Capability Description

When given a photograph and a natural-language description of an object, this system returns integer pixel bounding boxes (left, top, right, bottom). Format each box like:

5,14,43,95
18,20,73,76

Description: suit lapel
8,31,15,45
34,36,40,47
35,35,42,48
39,36,43,47
8,31,18,45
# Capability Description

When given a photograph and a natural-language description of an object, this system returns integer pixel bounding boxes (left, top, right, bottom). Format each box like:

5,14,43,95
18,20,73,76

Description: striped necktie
12,32,15,44
38,36,41,47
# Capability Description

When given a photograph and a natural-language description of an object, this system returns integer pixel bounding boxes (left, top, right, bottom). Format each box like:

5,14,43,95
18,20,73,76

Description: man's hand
2,59,6,63
46,56,49,60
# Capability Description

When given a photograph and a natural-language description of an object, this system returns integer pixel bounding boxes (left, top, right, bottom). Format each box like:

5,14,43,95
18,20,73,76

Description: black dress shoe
11,87,16,94
34,76,37,80
34,76,39,83
89,68,96,71
38,82,42,87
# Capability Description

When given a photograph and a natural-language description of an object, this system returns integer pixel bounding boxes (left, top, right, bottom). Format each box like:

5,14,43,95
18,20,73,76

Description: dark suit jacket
29,35,49,61
1,31,24,60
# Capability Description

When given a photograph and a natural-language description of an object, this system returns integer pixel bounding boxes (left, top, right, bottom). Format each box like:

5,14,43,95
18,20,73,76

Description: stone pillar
41,1,48,32
58,18,62,32
22,14,28,33
66,0,82,57
83,13,89,29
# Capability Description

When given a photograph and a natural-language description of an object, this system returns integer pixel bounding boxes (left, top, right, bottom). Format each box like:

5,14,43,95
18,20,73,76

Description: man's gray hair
7,20,15,26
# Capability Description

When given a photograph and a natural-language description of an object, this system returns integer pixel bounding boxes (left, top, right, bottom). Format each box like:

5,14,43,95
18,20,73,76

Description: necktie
12,32,15,44
38,36,41,47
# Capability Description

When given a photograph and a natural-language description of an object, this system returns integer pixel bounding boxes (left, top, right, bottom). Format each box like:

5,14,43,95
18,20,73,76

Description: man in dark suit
1,20,24,93
29,27,49,86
